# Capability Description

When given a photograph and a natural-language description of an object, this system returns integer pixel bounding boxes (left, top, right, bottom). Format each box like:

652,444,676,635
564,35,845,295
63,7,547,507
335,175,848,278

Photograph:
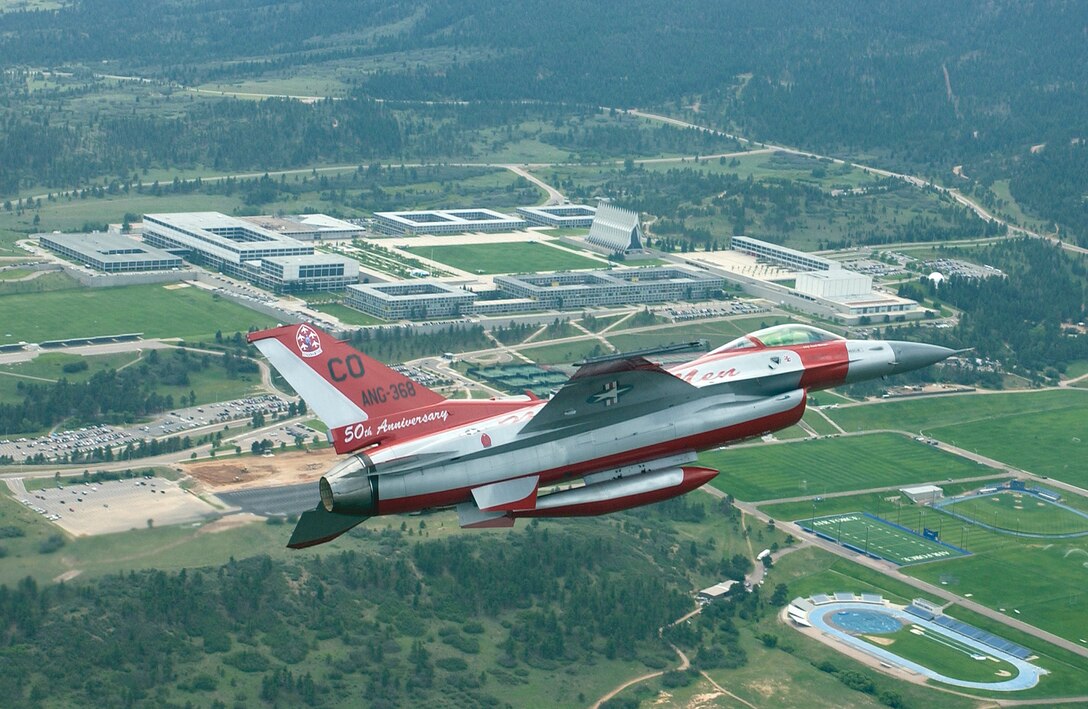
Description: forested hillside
0,509,768,708
1,0,1083,240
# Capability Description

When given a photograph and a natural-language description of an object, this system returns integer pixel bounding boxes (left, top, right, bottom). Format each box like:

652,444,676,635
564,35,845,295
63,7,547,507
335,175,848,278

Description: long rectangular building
240,214,365,241
516,205,597,228
346,281,477,320
250,254,360,293
142,212,359,293
373,209,527,235
732,236,839,272
344,266,726,321
39,231,183,272
494,267,725,309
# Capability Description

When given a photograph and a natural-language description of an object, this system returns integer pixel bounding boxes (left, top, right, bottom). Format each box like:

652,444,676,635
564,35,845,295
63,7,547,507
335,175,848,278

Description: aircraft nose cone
888,341,957,373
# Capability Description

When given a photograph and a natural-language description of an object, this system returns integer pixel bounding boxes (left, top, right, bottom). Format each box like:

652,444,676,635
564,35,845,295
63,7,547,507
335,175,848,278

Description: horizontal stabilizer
287,505,368,549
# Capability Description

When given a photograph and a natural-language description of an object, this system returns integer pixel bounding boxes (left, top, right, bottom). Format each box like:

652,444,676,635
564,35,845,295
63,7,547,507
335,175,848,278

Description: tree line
0,347,254,435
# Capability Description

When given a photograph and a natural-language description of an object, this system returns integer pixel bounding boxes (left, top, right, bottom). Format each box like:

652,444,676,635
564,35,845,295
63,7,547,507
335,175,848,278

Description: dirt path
592,599,765,708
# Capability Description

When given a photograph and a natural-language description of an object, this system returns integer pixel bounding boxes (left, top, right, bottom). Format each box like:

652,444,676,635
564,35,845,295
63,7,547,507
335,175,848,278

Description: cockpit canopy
711,324,844,354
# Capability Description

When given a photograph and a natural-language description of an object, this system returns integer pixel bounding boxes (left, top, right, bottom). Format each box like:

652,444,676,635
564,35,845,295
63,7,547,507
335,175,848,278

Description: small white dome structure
927,271,945,286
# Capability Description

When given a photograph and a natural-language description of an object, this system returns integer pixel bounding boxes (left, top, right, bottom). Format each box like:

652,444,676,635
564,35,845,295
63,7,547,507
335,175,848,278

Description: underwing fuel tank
513,466,718,518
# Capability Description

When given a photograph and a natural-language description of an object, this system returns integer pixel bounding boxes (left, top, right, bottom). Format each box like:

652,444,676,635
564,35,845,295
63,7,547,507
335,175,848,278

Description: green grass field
0,268,33,280
760,479,1006,523
405,242,602,274
0,351,139,403
0,283,277,344
703,433,991,502
826,390,1084,435
519,338,607,365
906,536,1088,647
825,390,1088,485
926,404,1088,486
862,625,1019,684
802,410,841,436
800,512,967,565
942,604,1088,699
0,270,81,296
577,312,628,332
307,301,385,326
774,547,942,607
941,491,1088,536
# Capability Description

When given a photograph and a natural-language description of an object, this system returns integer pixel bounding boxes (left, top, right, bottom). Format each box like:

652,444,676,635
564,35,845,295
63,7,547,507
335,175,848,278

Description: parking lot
8,476,220,536
0,394,289,464
663,300,769,321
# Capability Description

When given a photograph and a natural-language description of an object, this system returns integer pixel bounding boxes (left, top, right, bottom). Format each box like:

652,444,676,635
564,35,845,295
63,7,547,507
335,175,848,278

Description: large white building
345,266,725,320
726,236,923,324
495,267,724,309
142,212,359,293
516,204,597,228
346,281,477,320
39,231,183,273
586,204,643,253
731,236,839,272
373,209,527,235
796,270,872,298
240,214,365,241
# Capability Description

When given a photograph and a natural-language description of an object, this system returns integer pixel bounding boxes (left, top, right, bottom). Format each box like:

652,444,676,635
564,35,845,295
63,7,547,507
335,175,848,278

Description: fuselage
247,321,956,545
325,324,951,517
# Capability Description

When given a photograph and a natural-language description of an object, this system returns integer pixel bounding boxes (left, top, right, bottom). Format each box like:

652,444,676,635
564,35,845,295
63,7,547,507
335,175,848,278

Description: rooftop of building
241,213,362,235
374,208,524,227
732,235,840,269
518,204,597,218
38,231,181,264
261,253,360,266
348,281,475,301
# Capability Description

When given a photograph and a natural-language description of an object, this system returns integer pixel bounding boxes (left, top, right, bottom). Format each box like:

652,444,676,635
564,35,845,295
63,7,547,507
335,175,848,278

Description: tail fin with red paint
247,324,445,431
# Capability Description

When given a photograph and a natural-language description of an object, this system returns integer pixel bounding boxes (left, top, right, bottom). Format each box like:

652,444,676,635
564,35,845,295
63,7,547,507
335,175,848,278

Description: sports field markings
797,512,970,565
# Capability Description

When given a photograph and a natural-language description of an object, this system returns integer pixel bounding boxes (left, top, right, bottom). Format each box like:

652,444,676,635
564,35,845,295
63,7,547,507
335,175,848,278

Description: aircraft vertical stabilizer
248,324,445,429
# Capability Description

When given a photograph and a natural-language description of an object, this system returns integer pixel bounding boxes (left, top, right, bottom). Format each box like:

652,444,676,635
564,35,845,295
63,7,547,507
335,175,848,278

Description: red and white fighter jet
247,322,954,548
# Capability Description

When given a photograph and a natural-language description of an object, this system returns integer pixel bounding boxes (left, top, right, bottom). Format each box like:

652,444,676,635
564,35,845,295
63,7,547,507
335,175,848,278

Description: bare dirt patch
688,691,725,708
53,569,82,583
864,634,896,646
185,448,337,490
744,679,781,699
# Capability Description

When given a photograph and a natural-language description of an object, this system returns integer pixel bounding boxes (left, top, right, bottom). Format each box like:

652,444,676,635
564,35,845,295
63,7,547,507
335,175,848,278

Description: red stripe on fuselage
797,341,849,390
673,340,850,391
373,396,805,515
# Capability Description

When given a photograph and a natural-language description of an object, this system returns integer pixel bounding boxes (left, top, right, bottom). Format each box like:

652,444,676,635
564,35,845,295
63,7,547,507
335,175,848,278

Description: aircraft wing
520,355,699,434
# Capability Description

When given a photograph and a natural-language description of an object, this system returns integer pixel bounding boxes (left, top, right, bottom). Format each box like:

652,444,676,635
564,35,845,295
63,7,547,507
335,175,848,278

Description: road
503,164,565,205
702,485,1088,661
625,109,1088,257
60,73,1084,257
697,416,1088,660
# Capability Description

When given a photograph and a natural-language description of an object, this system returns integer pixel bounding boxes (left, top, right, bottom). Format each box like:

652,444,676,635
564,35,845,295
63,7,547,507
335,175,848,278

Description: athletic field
405,242,602,274
939,491,1088,537
798,512,969,566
